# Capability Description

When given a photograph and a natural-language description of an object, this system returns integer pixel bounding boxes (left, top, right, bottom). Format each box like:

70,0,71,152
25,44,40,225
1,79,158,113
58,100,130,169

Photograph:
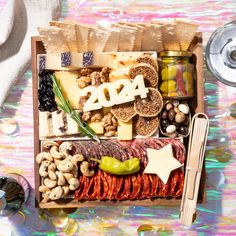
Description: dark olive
161,111,168,119
168,109,176,121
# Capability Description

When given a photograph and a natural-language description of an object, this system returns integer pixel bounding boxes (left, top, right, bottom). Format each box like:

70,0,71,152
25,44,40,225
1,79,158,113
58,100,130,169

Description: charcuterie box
32,27,205,208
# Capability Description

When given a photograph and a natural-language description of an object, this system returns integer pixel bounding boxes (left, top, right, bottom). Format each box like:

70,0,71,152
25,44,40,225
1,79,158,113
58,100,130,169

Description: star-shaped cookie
144,144,182,184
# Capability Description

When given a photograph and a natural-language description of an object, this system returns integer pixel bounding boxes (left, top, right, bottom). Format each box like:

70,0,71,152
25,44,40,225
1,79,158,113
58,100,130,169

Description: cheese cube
66,113,80,135
52,110,66,136
88,121,104,134
117,120,133,140
54,71,81,109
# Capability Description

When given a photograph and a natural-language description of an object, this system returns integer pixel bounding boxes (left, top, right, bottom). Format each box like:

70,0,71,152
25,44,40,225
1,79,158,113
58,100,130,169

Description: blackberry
38,70,57,112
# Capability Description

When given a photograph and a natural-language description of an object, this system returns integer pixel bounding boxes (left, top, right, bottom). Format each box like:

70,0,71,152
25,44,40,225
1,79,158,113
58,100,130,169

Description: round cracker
134,88,163,117
111,102,136,122
134,115,159,136
136,55,158,72
129,63,158,87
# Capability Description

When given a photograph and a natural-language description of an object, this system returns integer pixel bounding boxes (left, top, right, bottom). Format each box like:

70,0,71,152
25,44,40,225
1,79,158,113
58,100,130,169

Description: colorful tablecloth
0,0,236,235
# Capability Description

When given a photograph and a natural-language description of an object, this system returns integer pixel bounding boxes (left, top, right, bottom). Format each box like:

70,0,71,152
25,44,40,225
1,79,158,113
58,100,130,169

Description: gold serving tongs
180,113,209,226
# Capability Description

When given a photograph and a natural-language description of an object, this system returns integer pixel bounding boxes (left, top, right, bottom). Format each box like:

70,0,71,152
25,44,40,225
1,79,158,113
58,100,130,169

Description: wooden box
31,33,205,208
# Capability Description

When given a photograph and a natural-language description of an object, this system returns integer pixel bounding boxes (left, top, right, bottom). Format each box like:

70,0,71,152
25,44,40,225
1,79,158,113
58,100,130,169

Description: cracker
50,21,79,52
136,55,158,71
119,23,144,51
37,26,69,53
162,23,180,51
88,27,110,52
134,116,159,136
113,23,137,51
129,63,158,87
76,24,90,52
141,24,163,52
175,20,198,50
111,102,136,122
103,27,120,52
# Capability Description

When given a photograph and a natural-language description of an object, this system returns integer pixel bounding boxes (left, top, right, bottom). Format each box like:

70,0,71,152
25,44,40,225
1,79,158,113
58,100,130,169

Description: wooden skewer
180,113,209,226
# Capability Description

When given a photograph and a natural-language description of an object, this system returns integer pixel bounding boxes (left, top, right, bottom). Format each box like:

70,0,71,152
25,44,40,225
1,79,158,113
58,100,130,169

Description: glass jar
159,51,194,99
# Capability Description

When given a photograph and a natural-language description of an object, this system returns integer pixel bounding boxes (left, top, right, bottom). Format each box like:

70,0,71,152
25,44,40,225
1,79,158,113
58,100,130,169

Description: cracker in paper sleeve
113,23,137,52
49,21,79,52
161,22,180,51
88,27,110,52
175,20,198,51
141,23,163,52
76,24,90,52
37,26,69,53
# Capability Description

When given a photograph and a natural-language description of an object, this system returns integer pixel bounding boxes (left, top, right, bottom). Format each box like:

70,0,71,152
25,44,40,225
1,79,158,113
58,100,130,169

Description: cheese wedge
88,121,104,134
39,111,53,138
117,120,132,140
54,71,81,109
66,113,80,135
51,110,66,136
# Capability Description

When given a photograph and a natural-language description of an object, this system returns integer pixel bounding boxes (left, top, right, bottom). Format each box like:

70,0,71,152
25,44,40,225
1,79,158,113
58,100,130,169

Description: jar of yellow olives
159,51,194,99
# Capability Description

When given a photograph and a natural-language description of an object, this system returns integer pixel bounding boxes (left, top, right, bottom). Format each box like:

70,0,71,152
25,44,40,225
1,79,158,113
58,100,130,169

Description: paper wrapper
49,21,79,52
141,23,163,52
88,27,110,52
37,26,69,53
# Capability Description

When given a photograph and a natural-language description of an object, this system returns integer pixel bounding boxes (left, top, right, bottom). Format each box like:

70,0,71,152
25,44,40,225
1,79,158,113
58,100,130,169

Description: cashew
59,142,73,157
50,146,64,159
39,160,50,177
42,191,50,203
44,178,57,189
48,163,56,171
36,152,53,164
57,162,74,173
63,173,74,182
39,185,50,193
71,154,84,165
49,186,63,200
62,185,70,197
69,178,80,191
48,170,57,180
71,164,78,178
43,141,59,149
56,171,66,186
80,161,95,177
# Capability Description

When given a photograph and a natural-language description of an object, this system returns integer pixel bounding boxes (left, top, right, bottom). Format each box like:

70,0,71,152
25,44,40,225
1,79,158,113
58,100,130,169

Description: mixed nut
36,141,95,202
160,102,190,137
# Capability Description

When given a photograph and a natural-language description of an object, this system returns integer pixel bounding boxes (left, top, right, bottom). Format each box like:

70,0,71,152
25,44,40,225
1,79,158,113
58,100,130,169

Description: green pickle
159,51,194,99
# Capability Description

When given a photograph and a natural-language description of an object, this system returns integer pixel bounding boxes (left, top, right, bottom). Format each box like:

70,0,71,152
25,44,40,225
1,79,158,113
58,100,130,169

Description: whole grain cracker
161,23,180,51
50,21,79,52
37,26,69,53
175,20,198,50
113,23,137,51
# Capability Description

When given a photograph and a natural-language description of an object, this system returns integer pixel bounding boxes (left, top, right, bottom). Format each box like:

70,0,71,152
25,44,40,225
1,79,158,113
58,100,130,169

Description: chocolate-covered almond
161,111,168,119
168,109,176,121
175,112,185,123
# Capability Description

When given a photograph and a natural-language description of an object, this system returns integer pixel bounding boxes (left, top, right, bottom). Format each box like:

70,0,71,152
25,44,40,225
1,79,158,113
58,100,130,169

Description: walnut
104,130,117,137
80,68,93,76
82,111,92,122
100,67,110,83
77,76,91,89
78,95,89,110
102,112,118,137
91,110,103,122
90,71,102,86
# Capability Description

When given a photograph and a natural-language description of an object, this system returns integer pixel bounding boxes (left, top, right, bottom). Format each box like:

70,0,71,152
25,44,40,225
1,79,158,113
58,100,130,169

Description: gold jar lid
159,51,192,57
